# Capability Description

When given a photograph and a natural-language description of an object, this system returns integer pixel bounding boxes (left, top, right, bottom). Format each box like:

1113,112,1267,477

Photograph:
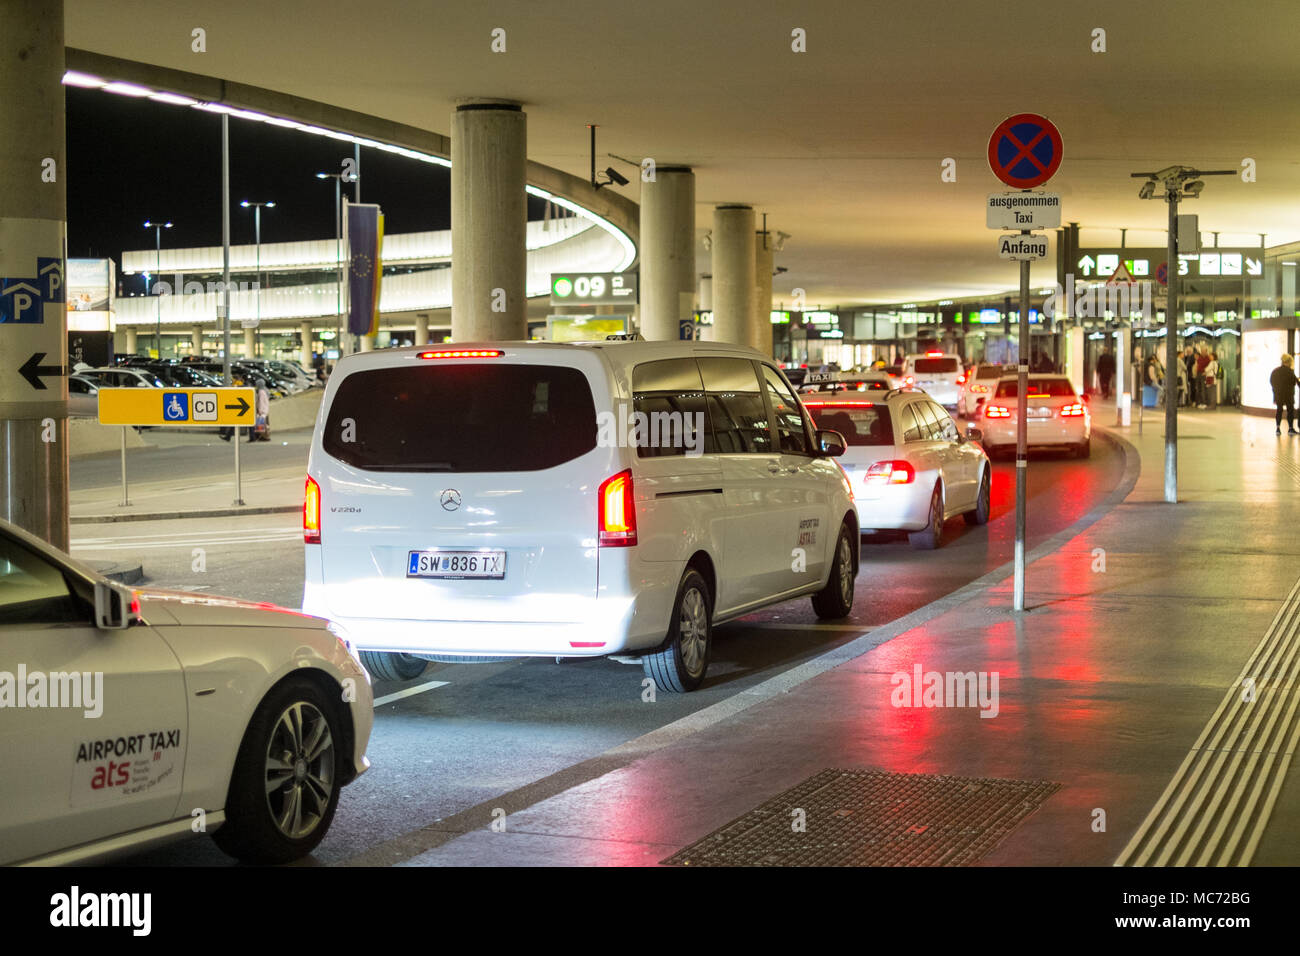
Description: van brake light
598,469,637,547
417,349,504,359
304,475,321,544
985,405,1012,418
1060,403,1086,417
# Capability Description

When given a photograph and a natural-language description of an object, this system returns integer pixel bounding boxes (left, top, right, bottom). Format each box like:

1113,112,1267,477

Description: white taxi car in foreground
303,340,859,693
979,374,1091,458
802,388,991,549
0,518,372,866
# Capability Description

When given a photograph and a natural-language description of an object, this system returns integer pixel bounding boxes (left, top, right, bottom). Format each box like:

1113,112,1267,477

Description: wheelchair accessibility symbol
163,392,189,421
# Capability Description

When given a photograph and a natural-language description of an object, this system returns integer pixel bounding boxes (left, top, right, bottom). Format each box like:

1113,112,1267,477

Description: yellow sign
97,387,256,427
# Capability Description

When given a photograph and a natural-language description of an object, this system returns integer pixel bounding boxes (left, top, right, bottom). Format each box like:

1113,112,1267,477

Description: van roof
331,339,772,376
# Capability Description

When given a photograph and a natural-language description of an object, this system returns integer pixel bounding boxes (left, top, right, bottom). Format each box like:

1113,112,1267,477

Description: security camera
604,167,629,187
1138,180,1155,200
1183,180,1205,198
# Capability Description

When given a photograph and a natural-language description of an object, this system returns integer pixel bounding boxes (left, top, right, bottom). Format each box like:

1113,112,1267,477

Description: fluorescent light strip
64,70,628,259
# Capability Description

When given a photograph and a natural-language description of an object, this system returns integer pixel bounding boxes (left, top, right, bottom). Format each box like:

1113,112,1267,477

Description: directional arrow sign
19,352,64,390
1247,257,1262,276
98,387,255,427
1078,255,1095,276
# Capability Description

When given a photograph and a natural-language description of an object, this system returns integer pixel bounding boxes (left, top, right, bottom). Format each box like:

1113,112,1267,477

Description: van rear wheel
359,651,428,682
643,568,712,693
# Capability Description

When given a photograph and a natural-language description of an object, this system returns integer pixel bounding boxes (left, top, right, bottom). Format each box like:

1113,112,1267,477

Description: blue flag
346,203,383,336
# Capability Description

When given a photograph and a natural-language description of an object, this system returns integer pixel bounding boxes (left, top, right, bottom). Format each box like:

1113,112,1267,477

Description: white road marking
373,679,450,707
71,530,300,551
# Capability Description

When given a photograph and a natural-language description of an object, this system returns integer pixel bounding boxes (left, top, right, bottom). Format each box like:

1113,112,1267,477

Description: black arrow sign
19,352,64,390
224,395,250,416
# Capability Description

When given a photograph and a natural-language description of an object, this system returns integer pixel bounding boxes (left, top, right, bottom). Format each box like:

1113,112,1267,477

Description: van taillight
985,405,1012,418
1060,403,1086,417
598,469,637,547
304,475,321,544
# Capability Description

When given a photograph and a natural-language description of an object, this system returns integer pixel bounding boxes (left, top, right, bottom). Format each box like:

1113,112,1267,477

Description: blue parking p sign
163,392,189,421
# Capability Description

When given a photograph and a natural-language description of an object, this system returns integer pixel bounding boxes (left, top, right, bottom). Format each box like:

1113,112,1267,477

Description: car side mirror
94,580,139,630
816,429,847,457
966,426,984,443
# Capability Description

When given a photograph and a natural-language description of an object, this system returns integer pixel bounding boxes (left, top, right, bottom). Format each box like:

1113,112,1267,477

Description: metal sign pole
1013,244,1030,611
1164,190,1179,503
233,427,244,505
119,427,130,506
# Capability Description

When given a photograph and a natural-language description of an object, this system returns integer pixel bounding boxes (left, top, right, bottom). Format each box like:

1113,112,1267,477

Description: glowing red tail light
598,469,637,547
905,375,915,386
304,475,321,544
417,349,504,359
865,460,915,484
1060,403,1086,417
926,350,944,357
985,405,1012,418
972,384,989,393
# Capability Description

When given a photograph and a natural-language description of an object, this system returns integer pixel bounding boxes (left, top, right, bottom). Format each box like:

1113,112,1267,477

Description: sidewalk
350,403,1300,867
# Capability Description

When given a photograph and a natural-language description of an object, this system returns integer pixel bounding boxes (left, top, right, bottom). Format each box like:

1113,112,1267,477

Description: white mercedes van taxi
302,341,859,692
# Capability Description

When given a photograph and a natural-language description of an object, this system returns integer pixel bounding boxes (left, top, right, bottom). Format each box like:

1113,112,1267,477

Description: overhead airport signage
986,192,1061,230
549,271,638,306
98,387,255,427
987,113,1063,189
998,233,1049,260
1076,248,1263,280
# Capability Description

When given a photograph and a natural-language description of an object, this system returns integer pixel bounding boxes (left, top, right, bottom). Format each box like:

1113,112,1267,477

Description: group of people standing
1138,342,1222,409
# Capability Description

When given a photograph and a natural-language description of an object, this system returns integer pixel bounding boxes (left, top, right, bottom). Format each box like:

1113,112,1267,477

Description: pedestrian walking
1270,354,1298,435
1194,343,1211,407
1201,349,1220,410
251,377,271,441
1096,346,1116,399
1182,345,1196,406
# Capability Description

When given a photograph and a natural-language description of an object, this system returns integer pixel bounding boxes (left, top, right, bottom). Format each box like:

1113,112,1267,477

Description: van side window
760,365,811,454
900,405,924,442
914,401,941,440
698,357,772,454
631,359,710,458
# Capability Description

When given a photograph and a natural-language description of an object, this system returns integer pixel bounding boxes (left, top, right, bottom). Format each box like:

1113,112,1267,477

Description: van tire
359,651,428,682
909,486,945,550
812,522,856,618
642,568,712,693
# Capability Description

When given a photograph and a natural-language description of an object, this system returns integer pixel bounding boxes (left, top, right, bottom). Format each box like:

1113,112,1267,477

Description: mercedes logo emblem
440,489,462,511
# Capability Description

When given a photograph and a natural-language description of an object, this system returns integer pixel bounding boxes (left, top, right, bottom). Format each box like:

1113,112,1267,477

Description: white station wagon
302,340,860,692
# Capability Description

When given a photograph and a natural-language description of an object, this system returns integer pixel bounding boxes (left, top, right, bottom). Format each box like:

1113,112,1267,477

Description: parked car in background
67,374,100,417
959,363,1016,418
803,387,990,549
83,367,166,389
980,374,1091,459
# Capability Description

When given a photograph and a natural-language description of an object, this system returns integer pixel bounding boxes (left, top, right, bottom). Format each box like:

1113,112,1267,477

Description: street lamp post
1131,166,1235,503
240,200,276,356
143,220,173,357
317,172,354,359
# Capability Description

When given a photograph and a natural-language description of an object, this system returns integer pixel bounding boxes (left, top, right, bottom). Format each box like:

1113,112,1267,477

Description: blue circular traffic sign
988,113,1063,189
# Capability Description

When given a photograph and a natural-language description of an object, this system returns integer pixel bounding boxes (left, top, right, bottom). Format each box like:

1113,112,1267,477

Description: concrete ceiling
66,0,1300,309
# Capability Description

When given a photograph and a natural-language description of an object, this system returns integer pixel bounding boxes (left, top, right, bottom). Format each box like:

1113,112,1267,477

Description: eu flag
346,203,384,336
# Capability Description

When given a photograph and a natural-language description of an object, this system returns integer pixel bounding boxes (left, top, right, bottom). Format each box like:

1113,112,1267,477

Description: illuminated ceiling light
265,116,301,129
62,70,106,88
148,91,198,106
101,81,152,97
528,185,635,271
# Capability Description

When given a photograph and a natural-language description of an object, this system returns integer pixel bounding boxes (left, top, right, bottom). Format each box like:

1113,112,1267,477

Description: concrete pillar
698,275,712,311
300,321,313,368
414,313,430,346
451,101,526,341
359,335,374,352
243,326,256,358
125,327,138,354
754,233,774,357
640,166,695,341
192,325,205,356
711,205,756,348
0,0,68,548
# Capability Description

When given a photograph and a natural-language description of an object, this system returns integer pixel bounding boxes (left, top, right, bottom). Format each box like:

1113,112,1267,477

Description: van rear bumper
319,613,639,657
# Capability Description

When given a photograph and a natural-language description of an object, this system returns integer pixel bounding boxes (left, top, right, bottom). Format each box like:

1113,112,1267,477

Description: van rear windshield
994,378,1075,398
322,364,597,472
913,358,958,374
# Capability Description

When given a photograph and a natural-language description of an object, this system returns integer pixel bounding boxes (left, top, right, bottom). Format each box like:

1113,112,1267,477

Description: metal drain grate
663,769,1060,867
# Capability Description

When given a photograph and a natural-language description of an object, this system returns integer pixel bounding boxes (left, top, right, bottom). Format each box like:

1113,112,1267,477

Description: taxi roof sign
97,387,255,427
